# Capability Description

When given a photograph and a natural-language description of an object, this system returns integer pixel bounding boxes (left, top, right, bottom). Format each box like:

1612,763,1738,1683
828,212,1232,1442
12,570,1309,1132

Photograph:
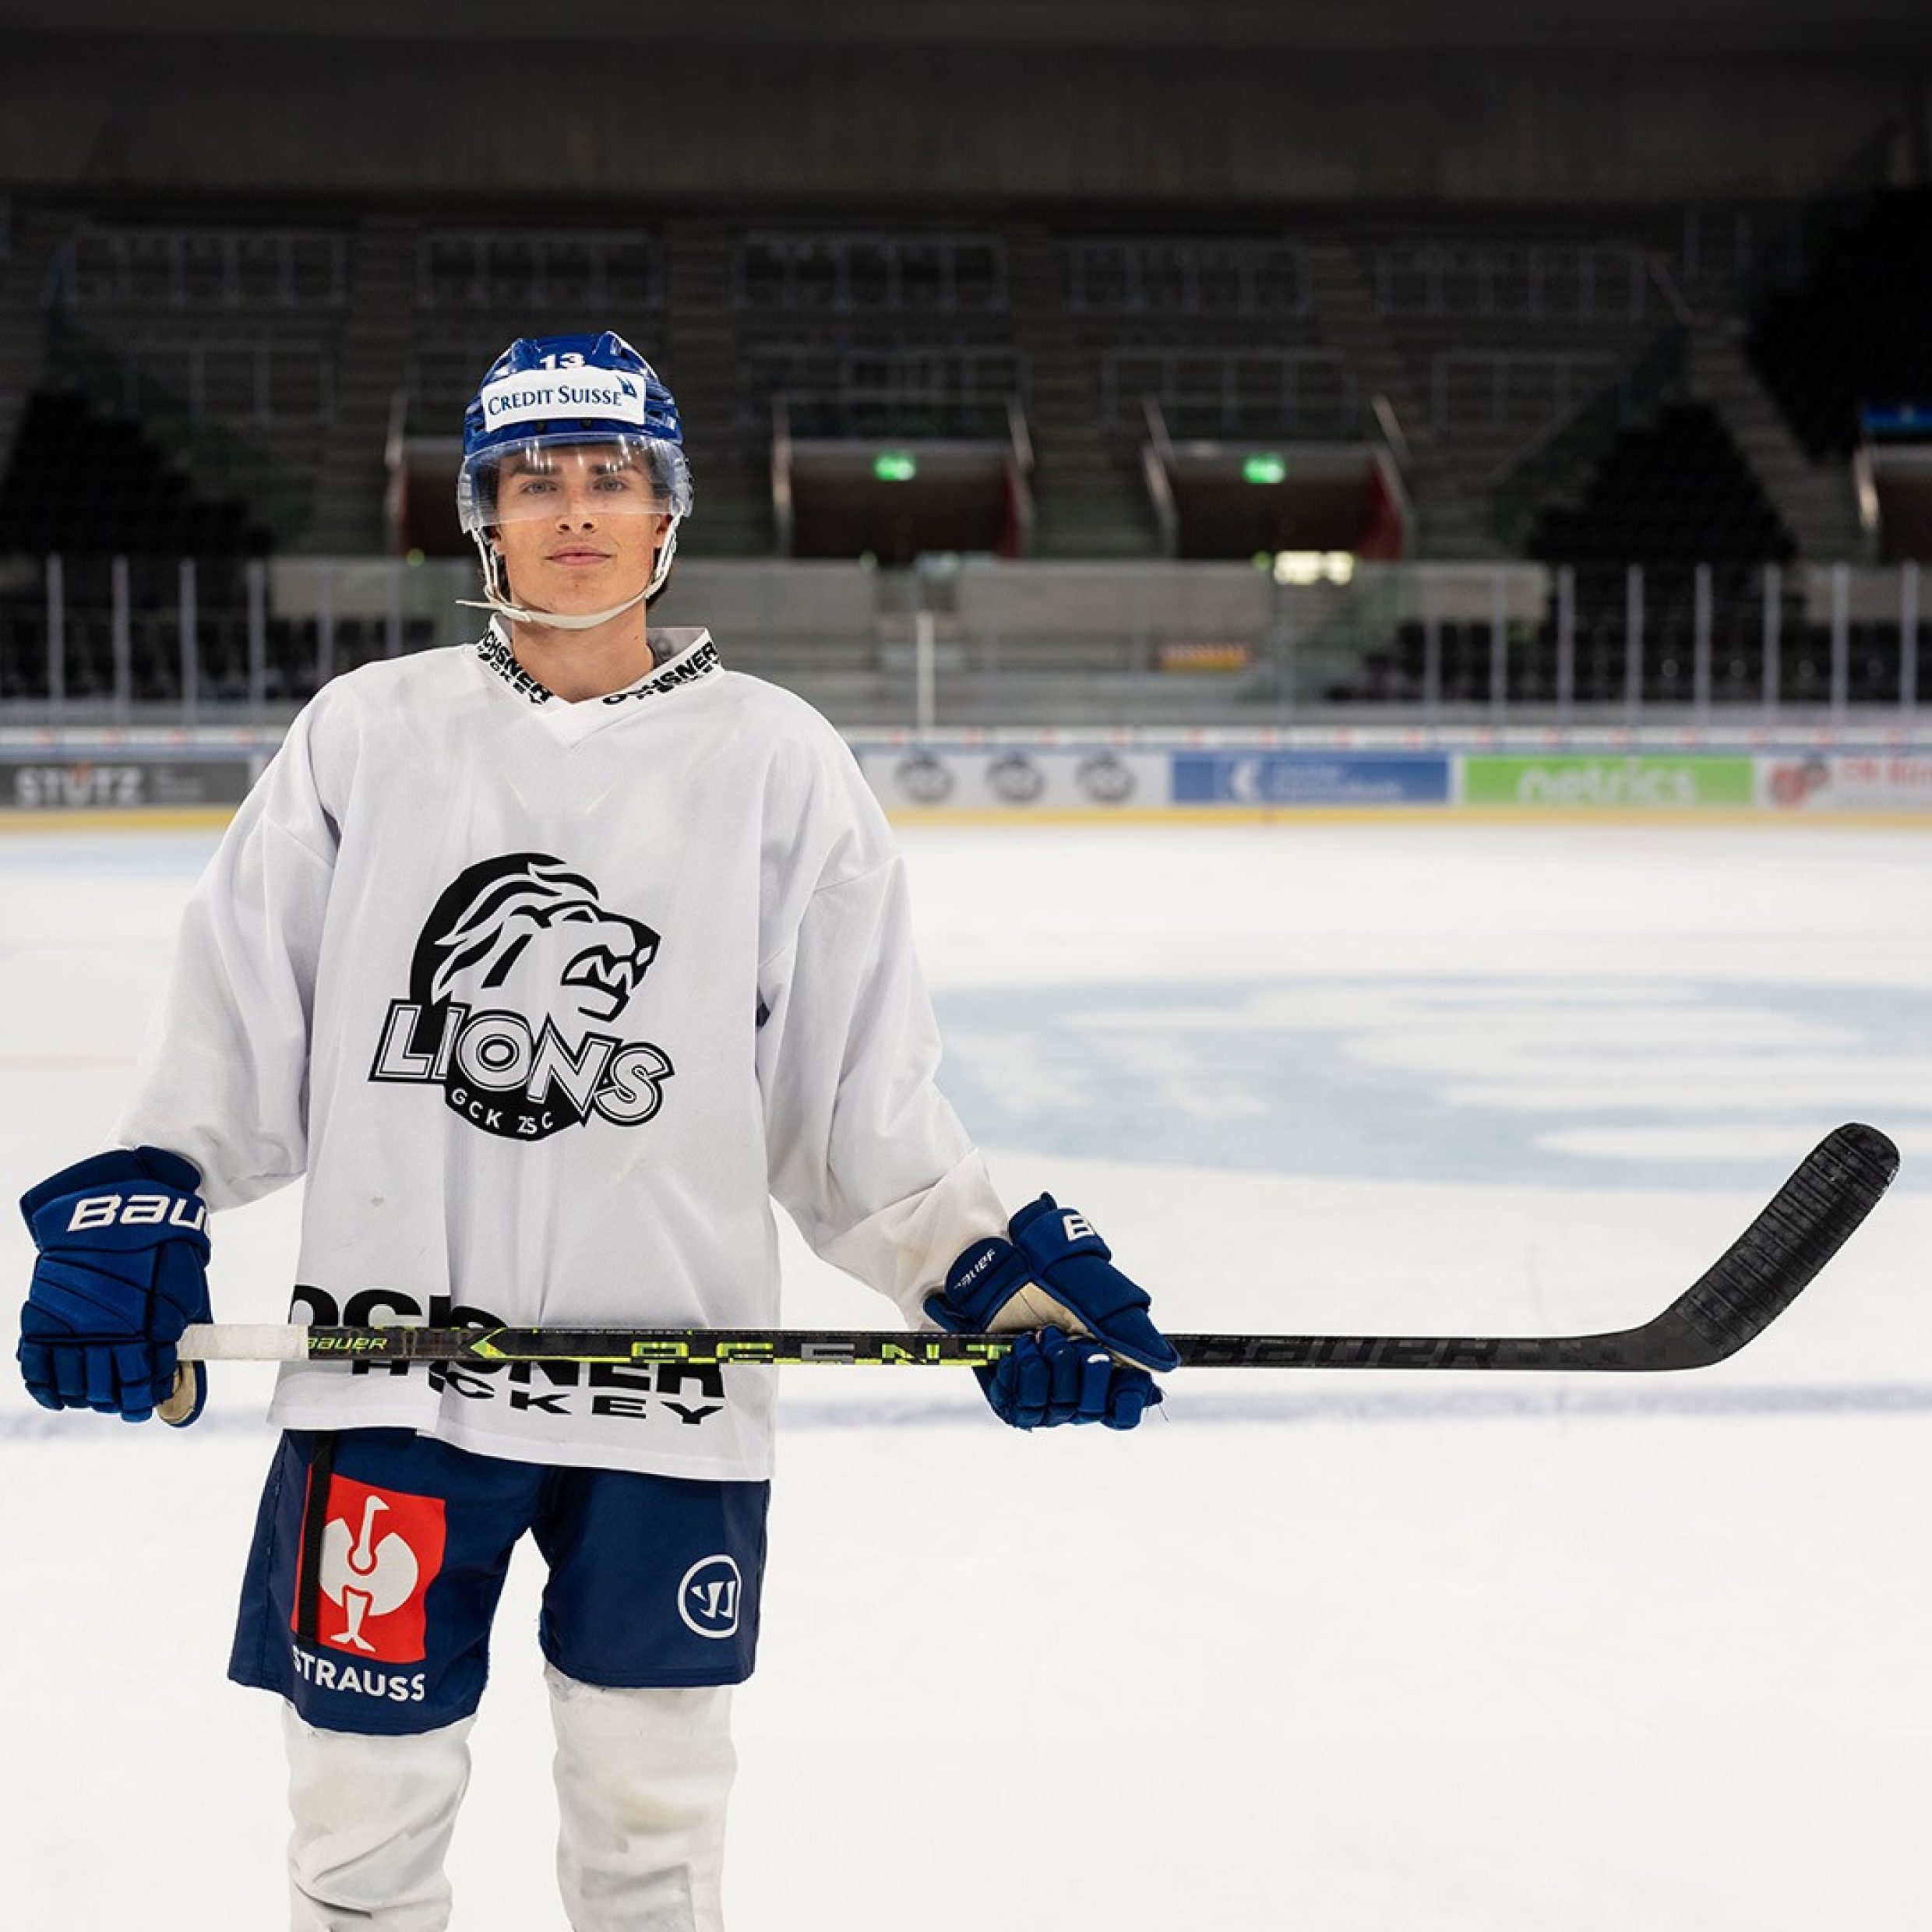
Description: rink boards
3,727,1932,823
850,731,1932,819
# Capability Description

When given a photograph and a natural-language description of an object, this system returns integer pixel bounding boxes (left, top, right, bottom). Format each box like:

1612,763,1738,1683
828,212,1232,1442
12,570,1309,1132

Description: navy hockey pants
230,1427,770,1736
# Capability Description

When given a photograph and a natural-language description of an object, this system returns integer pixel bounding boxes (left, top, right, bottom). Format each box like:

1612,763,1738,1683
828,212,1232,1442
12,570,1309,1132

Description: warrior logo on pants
294,1474,448,1665
368,851,675,1141
678,1555,743,1639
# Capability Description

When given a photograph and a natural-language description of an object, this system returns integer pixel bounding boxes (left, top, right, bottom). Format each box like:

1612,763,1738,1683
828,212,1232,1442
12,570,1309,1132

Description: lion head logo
410,854,659,1037
375,853,675,1142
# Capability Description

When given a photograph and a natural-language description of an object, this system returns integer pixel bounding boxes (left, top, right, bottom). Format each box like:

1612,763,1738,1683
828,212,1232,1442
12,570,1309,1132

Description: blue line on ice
5,1383,1930,1440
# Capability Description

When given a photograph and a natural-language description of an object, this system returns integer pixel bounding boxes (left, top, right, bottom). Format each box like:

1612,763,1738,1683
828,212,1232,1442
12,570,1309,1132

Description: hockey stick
179,1122,1898,1375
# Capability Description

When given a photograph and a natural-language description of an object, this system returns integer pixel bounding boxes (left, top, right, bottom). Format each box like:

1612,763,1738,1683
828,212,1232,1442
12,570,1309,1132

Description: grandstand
0,3,1927,724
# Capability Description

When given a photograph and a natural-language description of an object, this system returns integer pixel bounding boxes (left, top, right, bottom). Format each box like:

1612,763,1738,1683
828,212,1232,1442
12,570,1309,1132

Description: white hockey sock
283,1706,474,1931
546,1665,737,1932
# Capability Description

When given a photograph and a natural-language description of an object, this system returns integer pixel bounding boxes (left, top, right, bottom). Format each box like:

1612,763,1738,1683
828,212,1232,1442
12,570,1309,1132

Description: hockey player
14,332,1176,1932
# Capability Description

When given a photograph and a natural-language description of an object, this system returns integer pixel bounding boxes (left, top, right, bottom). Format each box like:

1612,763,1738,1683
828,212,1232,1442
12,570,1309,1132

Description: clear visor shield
458,434,693,535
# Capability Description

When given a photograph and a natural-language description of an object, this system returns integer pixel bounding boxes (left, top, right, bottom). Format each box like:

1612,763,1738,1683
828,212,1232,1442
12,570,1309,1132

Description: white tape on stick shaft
178,1324,309,1363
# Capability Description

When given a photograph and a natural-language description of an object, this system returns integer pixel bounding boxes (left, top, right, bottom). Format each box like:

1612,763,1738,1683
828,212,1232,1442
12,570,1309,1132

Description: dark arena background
1,0,1930,777
2,10,1930,1932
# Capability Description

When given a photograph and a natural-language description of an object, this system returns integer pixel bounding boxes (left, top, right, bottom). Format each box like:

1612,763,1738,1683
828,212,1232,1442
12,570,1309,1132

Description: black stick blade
1642,1121,1901,1370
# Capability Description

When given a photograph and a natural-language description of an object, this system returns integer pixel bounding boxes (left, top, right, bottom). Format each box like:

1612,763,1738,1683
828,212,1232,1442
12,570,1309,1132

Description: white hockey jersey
114,626,1008,1480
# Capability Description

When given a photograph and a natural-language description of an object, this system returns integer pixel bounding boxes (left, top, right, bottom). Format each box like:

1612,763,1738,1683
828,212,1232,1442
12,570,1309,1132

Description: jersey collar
474,622,722,736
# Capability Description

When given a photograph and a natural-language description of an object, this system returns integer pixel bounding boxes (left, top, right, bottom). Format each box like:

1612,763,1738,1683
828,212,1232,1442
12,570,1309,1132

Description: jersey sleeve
756,844,1008,1325
112,703,340,1210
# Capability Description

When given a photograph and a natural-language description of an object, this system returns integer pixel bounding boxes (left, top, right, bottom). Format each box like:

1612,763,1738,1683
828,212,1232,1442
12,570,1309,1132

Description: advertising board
854,746,1171,811
1,755,257,812
1758,753,1932,811
1462,756,1755,809
1169,751,1450,806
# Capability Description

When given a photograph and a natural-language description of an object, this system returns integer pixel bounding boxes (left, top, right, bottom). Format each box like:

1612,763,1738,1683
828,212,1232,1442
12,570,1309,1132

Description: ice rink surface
0,816,1927,1930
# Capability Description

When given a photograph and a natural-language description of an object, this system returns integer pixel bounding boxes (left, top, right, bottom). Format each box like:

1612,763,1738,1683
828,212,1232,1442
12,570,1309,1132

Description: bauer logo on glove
16,1146,215,1427
64,1191,209,1234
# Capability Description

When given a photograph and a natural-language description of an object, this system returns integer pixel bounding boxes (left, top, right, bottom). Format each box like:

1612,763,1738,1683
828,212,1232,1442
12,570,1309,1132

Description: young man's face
490,443,671,619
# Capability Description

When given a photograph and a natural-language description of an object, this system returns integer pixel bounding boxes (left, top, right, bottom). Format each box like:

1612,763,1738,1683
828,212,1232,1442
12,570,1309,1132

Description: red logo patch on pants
292,1473,447,1665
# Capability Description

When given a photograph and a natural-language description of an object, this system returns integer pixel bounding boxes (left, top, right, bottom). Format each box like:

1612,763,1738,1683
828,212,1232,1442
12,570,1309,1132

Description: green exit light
874,451,918,482
1243,453,1287,485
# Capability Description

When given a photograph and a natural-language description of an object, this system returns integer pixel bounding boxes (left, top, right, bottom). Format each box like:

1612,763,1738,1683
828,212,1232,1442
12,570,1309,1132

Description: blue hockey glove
975,1326,1164,1430
925,1194,1178,1430
17,1147,213,1426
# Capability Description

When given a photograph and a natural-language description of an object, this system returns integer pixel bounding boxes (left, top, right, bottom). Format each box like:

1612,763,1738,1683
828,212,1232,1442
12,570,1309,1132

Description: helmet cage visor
458,432,693,535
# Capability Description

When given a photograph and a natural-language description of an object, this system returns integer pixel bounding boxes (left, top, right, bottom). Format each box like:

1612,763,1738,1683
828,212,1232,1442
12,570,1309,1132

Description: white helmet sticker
475,369,651,432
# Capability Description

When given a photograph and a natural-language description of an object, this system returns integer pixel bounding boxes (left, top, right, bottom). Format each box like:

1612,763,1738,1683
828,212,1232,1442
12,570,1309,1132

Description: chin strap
456,582,650,631
457,520,682,631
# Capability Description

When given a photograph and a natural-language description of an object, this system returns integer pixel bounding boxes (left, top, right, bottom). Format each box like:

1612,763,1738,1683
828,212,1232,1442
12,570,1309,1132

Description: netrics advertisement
1462,756,1755,809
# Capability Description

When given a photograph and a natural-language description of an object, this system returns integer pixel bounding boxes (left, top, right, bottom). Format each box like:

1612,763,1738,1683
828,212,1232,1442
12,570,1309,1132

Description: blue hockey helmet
458,331,692,534
457,332,692,618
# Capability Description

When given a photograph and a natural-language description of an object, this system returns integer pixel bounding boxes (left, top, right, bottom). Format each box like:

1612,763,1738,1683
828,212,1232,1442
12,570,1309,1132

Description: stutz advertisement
2,756,256,812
